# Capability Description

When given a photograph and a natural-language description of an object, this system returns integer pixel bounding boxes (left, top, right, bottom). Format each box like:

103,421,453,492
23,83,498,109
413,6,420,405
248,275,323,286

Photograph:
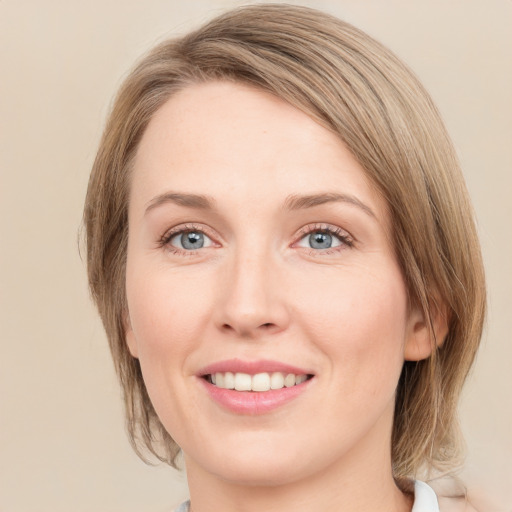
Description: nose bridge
216,239,288,337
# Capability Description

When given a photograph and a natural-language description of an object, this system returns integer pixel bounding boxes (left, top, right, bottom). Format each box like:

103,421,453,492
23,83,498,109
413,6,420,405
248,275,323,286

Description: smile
206,372,310,391
198,359,315,414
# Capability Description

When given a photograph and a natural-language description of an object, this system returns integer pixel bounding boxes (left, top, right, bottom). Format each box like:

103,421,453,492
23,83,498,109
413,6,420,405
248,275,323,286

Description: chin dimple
207,372,310,392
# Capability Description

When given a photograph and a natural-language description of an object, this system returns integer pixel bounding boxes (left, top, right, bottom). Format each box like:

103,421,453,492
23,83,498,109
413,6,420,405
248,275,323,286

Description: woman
83,4,485,511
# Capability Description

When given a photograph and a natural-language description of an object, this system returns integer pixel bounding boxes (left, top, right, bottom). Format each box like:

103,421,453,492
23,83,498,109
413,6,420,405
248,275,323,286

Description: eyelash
294,223,354,255
159,223,216,256
159,222,354,256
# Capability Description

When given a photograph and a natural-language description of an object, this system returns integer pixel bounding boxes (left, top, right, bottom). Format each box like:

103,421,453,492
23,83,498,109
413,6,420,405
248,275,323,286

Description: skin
125,81,441,512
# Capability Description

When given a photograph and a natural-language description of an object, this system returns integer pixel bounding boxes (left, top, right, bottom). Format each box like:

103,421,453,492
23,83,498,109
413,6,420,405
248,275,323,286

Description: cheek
124,262,216,430
295,264,409,380
125,261,215,364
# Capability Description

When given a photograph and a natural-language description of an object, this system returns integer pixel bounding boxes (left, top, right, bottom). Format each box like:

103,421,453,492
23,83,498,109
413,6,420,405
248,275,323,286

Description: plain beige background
1,1,510,511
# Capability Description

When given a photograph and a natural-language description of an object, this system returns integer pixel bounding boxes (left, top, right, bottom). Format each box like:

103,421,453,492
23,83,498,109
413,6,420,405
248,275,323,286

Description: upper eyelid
161,222,218,243
295,223,353,240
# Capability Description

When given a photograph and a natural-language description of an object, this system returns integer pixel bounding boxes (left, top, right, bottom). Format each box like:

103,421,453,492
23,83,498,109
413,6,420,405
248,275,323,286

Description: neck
184,408,412,512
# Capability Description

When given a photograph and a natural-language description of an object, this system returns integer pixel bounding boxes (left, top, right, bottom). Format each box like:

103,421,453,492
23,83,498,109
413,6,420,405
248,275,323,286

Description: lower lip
199,378,313,415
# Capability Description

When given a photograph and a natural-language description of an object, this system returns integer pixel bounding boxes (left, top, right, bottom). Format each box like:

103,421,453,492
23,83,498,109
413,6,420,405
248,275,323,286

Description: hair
83,3,486,480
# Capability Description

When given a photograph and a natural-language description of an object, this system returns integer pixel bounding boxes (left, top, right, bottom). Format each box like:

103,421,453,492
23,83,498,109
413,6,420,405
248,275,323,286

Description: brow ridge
145,192,216,214
145,190,375,219
284,192,375,218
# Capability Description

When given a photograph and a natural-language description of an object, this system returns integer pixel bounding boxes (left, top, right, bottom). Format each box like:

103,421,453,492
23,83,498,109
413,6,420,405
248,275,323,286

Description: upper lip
197,358,313,377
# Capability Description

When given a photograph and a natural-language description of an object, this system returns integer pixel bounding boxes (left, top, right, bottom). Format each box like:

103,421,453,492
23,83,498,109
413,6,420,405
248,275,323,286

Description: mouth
203,371,313,392
197,359,315,414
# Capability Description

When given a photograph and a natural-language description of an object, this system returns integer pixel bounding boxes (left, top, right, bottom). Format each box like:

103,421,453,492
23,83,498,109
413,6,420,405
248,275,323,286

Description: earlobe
404,302,449,361
124,312,139,358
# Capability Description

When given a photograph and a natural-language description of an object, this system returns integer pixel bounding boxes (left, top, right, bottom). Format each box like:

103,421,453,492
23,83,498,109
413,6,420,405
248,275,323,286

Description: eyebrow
144,191,376,218
284,192,376,218
145,192,216,214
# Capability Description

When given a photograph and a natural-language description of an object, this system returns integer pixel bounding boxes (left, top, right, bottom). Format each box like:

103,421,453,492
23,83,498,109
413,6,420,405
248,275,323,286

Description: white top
412,481,440,511
174,480,440,512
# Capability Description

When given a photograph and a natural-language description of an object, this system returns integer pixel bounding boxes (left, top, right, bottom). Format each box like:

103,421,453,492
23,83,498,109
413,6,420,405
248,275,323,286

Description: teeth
270,372,284,389
296,374,307,384
284,373,296,387
209,372,309,392
234,373,251,391
224,372,235,389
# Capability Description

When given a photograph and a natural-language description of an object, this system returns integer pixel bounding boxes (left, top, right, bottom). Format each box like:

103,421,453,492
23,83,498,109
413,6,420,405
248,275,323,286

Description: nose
214,248,290,339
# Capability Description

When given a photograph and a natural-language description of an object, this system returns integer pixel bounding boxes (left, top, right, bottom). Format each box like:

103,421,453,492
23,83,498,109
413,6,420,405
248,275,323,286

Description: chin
186,439,314,487
214,458,307,488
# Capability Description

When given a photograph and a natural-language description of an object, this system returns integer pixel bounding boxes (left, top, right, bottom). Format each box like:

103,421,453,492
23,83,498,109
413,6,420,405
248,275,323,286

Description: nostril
219,319,283,336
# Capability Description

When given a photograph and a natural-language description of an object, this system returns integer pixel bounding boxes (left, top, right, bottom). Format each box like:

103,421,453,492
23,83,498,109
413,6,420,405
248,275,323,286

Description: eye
166,229,214,251
304,231,340,250
295,225,353,251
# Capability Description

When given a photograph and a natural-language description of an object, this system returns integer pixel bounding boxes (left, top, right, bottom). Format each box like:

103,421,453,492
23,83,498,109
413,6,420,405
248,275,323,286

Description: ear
124,310,139,358
404,300,449,361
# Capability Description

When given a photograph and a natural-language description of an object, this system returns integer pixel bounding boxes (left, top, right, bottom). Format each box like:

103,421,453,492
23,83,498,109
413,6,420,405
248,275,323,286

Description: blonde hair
83,4,486,479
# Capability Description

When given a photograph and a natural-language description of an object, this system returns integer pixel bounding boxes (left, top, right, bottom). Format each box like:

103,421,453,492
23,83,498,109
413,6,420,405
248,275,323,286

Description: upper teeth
210,372,308,392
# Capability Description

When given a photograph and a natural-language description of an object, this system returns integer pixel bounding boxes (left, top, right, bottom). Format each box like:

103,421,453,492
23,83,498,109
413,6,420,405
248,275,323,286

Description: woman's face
125,81,427,486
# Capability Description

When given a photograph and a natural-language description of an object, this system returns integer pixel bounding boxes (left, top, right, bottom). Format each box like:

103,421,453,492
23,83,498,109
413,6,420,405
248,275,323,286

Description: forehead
131,81,387,221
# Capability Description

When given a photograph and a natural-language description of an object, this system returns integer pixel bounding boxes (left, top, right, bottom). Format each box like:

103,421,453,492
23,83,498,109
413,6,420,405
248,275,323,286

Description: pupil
310,231,332,249
182,232,204,249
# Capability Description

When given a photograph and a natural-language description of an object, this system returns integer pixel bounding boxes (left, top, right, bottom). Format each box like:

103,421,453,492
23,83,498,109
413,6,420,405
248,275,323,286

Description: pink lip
196,358,314,415
197,358,312,377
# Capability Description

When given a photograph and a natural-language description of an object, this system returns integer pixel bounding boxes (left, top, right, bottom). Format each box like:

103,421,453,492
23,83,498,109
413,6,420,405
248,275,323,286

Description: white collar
412,480,440,512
